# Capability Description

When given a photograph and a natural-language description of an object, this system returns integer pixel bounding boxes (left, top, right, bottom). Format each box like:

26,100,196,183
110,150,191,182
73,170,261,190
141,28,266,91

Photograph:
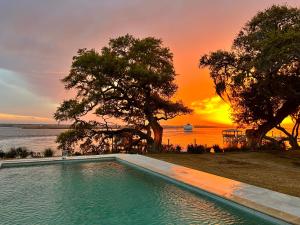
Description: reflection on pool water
0,161,279,225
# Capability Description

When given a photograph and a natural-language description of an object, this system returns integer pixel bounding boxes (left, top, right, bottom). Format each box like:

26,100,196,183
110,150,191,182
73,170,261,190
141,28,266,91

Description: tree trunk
276,125,300,150
291,121,300,150
245,129,262,149
148,118,163,152
246,100,300,149
289,137,299,150
246,127,271,149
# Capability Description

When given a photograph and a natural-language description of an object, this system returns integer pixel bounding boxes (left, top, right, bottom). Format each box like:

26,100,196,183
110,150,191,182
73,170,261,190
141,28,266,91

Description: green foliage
16,147,30,158
175,145,182,153
5,148,17,158
222,145,251,152
43,148,54,157
200,5,300,143
56,129,81,152
187,144,206,154
4,147,30,158
73,152,82,156
55,34,191,153
259,142,286,151
212,144,223,153
162,144,182,153
0,150,5,158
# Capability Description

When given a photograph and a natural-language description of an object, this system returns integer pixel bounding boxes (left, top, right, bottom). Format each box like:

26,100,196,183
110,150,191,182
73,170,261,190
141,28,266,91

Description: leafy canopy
200,5,300,136
55,34,191,153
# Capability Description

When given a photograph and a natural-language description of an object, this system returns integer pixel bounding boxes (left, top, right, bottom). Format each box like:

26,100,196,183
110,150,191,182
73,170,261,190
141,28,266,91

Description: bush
0,150,5,158
219,145,251,152
162,144,182,153
73,152,82,156
175,145,182,153
5,148,18,158
44,148,54,157
16,147,30,158
212,144,223,153
187,144,206,154
259,142,286,151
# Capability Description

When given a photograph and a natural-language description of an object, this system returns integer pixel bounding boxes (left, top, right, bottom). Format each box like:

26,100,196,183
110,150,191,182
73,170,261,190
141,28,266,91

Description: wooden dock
222,129,246,145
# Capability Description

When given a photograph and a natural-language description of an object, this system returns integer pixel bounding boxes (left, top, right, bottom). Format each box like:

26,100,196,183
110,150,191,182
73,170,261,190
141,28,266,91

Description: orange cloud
0,113,53,123
191,96,233,125
191,96,294,126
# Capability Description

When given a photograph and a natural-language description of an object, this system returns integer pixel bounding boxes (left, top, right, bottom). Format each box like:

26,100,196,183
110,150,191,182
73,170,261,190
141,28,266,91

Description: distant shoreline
0,123,231,129
0,124,70,129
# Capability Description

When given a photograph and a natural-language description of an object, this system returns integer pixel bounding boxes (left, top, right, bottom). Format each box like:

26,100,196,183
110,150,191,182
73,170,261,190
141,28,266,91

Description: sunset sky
0,0,298,125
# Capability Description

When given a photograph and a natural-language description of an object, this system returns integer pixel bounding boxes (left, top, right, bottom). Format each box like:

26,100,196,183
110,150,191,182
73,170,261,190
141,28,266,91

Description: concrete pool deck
1,154,300,224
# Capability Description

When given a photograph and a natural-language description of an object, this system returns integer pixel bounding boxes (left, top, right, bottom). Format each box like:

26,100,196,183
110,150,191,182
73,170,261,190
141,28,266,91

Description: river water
0,126,233,155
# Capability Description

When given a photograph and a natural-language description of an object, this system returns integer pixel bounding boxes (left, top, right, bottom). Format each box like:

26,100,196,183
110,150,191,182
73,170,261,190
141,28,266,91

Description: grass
147,150,300,197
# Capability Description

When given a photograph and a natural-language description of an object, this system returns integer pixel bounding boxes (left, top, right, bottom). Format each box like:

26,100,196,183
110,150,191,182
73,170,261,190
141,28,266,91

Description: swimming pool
0,159,284,225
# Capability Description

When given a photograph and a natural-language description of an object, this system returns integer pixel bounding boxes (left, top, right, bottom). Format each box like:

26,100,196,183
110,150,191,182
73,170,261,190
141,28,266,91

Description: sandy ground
147,150,300,197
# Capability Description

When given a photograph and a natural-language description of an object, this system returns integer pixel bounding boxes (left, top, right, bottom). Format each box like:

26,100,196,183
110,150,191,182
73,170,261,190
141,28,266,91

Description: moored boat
183,123,193,131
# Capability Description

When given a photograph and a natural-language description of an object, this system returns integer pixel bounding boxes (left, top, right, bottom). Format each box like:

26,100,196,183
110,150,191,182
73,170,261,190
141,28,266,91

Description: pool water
0,161,280,225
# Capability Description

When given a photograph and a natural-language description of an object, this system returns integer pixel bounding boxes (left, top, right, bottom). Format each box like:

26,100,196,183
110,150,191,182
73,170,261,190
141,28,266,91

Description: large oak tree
55,35,191,154
200,5,300,148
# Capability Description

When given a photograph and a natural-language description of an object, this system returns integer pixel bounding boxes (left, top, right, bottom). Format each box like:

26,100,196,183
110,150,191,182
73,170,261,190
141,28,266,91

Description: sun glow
191,96,233,125
0,113,52,123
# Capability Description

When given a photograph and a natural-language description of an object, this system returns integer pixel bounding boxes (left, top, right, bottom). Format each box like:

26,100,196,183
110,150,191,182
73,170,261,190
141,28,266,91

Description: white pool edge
1,154,300,224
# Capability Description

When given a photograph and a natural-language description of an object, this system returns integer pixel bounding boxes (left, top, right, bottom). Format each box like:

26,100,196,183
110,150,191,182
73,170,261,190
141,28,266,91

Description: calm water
0,127,65,155
0,161,278,225
0,127,229,155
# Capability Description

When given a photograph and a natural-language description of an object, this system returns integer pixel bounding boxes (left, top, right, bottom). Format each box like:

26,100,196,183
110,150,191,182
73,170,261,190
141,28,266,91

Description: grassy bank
147,151,300,197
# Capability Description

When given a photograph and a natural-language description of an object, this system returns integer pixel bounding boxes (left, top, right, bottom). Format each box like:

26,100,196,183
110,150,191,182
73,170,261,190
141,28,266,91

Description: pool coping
1,154,300,224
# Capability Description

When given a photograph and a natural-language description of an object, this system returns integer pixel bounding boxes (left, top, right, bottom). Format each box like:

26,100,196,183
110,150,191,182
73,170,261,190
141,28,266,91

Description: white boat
183,123,193,131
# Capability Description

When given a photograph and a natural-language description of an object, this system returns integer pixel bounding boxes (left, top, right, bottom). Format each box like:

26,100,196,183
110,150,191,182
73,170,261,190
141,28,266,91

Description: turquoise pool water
0,161,280,225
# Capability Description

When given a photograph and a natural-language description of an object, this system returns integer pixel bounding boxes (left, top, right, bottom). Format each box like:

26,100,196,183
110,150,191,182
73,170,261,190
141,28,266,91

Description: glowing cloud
191,96,294,126
0,113,53,123
191,96,233,125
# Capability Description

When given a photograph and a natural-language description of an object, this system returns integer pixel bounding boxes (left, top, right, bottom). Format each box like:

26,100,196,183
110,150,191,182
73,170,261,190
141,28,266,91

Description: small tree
200,5,300,148
44,148,54,157
55,35,191,153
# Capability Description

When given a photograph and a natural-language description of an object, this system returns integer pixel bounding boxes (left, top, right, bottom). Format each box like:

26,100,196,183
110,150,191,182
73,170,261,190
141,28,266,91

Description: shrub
162,144,182,153
187,144,206,154
187,144,193,153
73,152,82,156
5,148,18,158
259,142,286,151
4,147,31,158
16,147,30,158
212,144,223,153
0,150,5,158
175,145,182,153
162,144,169,152
220,145,251,152
44,148,54,157
29,151,35,157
